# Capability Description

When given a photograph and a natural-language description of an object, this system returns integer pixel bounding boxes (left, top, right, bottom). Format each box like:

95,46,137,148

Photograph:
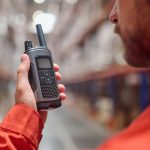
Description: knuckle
17,67,24,75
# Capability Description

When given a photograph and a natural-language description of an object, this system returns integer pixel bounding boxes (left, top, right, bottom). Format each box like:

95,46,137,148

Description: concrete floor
39,105,110,150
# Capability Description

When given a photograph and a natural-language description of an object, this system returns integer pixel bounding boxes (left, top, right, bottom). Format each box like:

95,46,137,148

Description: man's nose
109,2,118,24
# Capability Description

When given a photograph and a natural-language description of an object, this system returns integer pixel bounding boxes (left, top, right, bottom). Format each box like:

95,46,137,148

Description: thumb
15,54,37,110
16,54,30,90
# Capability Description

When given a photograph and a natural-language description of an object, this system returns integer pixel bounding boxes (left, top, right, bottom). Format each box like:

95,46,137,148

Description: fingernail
21,55,26,62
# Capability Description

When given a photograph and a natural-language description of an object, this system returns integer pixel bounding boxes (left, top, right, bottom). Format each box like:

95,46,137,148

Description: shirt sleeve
0,104,44,150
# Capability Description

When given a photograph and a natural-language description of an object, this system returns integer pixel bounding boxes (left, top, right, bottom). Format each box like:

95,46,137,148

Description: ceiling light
32,10,57,34
33,0,45,4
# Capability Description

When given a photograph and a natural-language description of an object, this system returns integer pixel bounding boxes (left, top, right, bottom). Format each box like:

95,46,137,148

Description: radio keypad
38,70,53,84
41,84,59,98
38,70,58,98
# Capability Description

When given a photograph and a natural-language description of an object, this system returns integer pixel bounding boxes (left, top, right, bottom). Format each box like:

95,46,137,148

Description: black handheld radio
24,24,61,110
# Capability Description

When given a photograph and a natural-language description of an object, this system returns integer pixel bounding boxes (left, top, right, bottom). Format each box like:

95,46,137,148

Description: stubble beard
115,1,150,68
115,23,150,68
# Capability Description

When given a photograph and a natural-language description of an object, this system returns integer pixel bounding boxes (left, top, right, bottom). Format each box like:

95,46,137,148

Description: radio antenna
36,24,47,47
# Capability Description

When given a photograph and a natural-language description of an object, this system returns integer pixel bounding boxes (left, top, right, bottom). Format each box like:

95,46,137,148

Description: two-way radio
24,24,61,110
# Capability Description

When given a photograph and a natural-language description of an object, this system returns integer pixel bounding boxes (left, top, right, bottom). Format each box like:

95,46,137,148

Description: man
0,0,150,149
97,0,150,149
0,54,66,149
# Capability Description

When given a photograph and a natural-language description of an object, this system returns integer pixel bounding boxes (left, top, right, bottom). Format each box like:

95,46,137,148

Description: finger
60,93,66,101
58,84,65,93
17,54,30,78
16,54,30,90
54,63,60,72
55,72,62,81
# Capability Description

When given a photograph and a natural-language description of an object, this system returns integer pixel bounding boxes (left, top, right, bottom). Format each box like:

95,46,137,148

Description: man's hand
15,54,66,112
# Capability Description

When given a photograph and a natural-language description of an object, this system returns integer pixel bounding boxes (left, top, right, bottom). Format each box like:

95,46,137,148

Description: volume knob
25,40,33,52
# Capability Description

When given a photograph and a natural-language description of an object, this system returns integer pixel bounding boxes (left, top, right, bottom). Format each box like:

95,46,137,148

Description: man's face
109,0,150,67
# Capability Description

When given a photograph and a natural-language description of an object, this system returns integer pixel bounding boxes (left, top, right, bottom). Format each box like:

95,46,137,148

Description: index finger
54,63,60,72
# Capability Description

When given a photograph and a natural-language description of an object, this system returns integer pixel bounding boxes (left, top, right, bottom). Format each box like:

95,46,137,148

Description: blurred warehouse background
0,0,150,150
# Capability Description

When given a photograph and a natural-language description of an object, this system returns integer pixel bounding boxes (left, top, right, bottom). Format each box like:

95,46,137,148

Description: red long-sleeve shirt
0,104,43,150
0,104,150,150
97,106,150,150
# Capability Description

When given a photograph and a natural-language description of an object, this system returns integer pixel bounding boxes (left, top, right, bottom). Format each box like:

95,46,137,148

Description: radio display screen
37,58,51,69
